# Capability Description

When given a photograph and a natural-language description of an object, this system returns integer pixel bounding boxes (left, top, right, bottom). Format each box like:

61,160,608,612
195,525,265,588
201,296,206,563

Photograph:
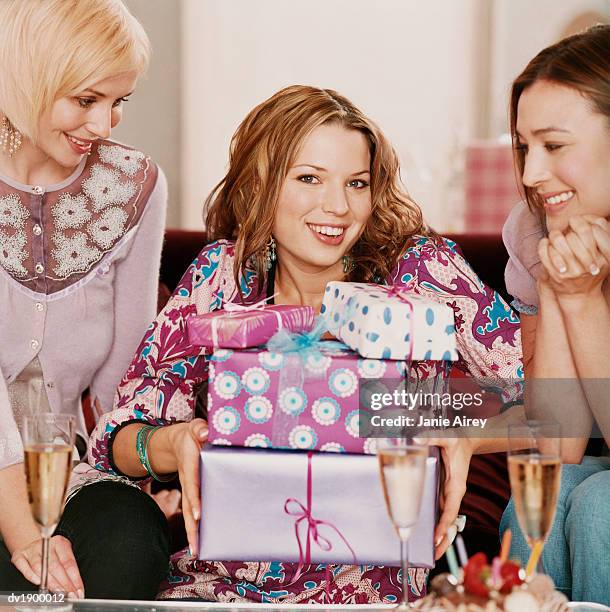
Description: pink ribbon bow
221,292,276,313
283,452,356,592
209,293,281,347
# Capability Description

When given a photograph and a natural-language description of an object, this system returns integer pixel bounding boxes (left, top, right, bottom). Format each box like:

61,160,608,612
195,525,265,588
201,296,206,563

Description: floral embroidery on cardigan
53,193,91,230
0,228,27,278
0,193,29,228
0,140,158,293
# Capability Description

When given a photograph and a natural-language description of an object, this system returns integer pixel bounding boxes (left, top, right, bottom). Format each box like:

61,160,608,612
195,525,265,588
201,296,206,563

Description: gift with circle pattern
207,342,409,454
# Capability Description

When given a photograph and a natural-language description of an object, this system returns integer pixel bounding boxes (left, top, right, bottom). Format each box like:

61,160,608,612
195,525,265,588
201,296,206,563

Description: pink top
502,201,545,312
0,140,167,470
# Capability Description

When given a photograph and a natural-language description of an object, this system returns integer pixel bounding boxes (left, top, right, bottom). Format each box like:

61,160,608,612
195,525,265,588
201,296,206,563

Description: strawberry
463,553,490,598
499,560,523,594
465,552,488,572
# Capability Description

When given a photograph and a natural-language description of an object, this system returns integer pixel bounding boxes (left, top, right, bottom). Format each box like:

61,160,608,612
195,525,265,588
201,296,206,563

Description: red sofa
157,230,514,565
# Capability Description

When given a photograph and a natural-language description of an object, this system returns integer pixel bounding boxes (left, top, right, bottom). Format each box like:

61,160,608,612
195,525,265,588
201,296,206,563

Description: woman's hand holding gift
167,419,208,556
538,215,610,301
414,436,474,560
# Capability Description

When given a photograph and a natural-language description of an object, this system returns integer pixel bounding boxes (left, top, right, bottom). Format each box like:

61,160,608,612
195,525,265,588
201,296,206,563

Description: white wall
111,0,182,227
112,0,608,231
488,0,610,137
181,0,480,231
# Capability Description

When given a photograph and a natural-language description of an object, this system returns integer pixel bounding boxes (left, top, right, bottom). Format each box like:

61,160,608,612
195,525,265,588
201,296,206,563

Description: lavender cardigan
0,140,167,469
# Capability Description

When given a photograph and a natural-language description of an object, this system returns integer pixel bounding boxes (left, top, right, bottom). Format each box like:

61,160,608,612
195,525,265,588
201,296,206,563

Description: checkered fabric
464,142,522,234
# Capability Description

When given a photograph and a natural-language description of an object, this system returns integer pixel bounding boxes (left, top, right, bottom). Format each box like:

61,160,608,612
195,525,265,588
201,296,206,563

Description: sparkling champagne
508,454,561,546
24,444,72,536
378,447,428,534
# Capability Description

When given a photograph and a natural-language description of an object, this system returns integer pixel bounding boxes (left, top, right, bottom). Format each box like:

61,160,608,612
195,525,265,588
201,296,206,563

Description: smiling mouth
306,223,347,246
65,133,94,153
543,190,574,206
307,224,346,237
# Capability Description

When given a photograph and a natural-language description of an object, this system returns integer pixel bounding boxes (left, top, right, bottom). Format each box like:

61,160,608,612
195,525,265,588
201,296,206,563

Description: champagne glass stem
40,535,50,593
399,531,411,609
525,539,545,579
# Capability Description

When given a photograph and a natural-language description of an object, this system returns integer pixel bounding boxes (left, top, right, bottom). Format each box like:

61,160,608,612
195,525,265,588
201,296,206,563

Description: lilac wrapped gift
321,281,458,361
207,342,406,454
199,445,438,567
188,304,315,349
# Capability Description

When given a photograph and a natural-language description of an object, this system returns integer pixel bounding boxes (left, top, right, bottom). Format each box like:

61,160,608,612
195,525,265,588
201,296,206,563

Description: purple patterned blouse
87,235,523,603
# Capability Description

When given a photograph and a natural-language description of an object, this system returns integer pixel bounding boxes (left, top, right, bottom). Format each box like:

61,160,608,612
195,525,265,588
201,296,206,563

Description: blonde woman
0,0,169,599
91,85,522,603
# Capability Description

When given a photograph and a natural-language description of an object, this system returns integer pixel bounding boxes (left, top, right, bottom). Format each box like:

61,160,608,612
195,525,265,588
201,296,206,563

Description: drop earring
264,236,277,271
342,254,353,274
0,116,22,157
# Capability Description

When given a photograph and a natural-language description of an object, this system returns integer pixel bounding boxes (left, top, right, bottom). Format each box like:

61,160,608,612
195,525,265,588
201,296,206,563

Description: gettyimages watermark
358,377,608,438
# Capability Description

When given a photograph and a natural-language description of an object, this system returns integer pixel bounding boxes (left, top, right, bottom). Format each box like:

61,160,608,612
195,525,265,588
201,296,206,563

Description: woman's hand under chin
538,215,610,302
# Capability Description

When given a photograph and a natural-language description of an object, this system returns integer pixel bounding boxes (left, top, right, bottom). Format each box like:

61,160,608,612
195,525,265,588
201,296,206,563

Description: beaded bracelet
136,424,175,482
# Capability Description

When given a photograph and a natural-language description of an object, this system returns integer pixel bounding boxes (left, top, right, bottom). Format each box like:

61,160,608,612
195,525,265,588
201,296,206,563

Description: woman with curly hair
90,85,522,603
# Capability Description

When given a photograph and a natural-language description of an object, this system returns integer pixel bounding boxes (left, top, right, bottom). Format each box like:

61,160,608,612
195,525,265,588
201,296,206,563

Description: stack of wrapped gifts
187,282,459,568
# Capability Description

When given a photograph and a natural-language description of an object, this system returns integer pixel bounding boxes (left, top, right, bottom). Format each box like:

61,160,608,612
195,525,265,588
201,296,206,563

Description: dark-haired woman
501,25,610,605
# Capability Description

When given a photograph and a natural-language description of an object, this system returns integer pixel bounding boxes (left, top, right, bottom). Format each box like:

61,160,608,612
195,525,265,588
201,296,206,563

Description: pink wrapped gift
199,445,439,567
207,342,407,454
188,303,315,349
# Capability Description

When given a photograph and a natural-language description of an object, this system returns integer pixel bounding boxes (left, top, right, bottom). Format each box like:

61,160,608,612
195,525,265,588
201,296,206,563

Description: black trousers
0,481,170,599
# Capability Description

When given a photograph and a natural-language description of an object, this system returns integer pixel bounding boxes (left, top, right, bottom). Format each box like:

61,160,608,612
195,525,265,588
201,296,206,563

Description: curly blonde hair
204,85,433,294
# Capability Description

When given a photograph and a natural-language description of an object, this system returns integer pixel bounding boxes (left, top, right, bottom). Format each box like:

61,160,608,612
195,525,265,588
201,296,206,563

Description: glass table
0,598,395,612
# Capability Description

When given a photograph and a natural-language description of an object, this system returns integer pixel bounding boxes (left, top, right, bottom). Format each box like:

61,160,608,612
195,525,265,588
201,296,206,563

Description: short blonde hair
0,0,151,142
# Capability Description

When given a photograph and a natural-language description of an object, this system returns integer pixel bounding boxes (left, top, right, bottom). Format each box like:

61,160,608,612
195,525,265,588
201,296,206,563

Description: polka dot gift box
207,343,407,454
321,282,458,361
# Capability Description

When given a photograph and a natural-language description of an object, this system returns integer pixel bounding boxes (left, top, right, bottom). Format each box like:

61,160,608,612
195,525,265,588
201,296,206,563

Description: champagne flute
507,421,561,577
22,413,75,605
378,438,429,609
